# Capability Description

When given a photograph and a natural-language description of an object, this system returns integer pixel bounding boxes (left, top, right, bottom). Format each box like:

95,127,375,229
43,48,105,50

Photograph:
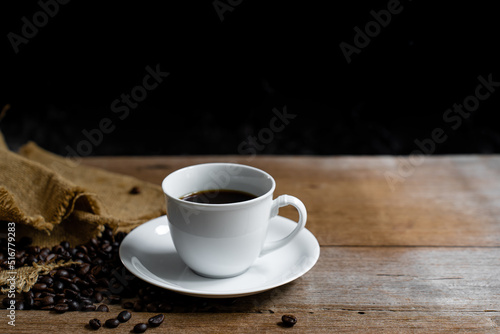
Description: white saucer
119,215,320,298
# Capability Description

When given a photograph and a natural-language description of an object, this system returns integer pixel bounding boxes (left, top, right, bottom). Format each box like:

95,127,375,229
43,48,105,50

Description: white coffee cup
162,163,307,278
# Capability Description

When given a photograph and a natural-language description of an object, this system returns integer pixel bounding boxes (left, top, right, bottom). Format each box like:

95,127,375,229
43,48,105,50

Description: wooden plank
81,155,500,246
2,247,498,333
1,310,499,334
2,156,500,333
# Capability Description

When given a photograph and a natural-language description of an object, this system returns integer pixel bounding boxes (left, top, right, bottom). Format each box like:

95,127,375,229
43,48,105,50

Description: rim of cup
162,163,276,207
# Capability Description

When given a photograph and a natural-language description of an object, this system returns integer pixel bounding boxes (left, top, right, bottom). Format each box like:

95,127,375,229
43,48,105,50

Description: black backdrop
1,1,499,155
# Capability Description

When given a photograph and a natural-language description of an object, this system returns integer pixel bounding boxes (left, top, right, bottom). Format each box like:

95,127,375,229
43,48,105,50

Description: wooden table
2,155,500,333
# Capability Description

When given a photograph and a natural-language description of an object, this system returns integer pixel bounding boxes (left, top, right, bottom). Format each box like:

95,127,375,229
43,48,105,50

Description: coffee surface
180,189,256,204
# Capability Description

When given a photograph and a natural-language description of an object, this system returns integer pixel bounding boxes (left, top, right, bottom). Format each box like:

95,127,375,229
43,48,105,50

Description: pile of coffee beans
0,224,297,328
0,226,140,311
0,225,218,313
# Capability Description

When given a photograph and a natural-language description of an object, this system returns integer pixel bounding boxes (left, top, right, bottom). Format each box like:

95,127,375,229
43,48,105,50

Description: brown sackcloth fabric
1,140,165,247
18,142,166,232
0,135,166,292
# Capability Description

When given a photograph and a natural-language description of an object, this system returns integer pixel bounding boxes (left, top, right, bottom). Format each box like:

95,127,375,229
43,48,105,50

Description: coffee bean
42,295,54,306
122,301,134,309
133,323,148,333
64,289,78,299
129,186,141,194
133,302,144,312
94,292,103,303
78,263,91,276
26,254,38,265
281,314,297,327
59,276,73,285
40,276,54,286
33,282,48,291
76,278,90,289
56,269,69,278
28,245,40,254
105,318,120,328
86,274,98,286
68,300,80,311
23,294,34,309
55,297,70,304
16,301,25,310
101,244,112,253
115,232,126,242
54,303,69,313
53,281,64,292
117,310,132,323
157,303,172,313
91,265,102,277
41,305,54,310
108,295,121,304
82,304,96,312
81,288,94,298
103,229,114,241
45,253,57,262
2,298,11,308
97,304,109,312
77,245,88,254
148,314,165,327
80,298,93,305
89,318,101,330
146,303,157,312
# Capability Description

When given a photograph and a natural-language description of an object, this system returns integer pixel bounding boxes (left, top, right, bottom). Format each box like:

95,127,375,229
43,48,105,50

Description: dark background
1,1,499,156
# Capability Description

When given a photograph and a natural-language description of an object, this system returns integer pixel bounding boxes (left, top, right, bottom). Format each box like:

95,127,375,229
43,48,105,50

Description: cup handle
259,195,307,257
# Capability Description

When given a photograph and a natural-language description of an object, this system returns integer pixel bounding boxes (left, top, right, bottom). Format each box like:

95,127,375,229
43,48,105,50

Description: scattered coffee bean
117,310,132,322
107,295,121,304
133,323,148,333
105,318,120,328
148,314,165,327
122,301,134,309
281,314,297,327
146,303,157,312
97,304,109,312
129,186,141,194
89,318,101,330
133,301,144,312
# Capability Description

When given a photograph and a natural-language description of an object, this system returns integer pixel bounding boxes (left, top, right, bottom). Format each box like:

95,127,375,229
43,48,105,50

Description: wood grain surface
1,155,499,333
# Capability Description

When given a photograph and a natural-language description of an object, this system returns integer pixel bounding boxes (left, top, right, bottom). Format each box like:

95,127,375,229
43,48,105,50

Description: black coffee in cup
180,189,256,204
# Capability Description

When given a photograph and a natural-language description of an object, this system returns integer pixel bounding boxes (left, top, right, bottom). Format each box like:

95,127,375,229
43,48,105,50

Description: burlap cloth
0,132,166,292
